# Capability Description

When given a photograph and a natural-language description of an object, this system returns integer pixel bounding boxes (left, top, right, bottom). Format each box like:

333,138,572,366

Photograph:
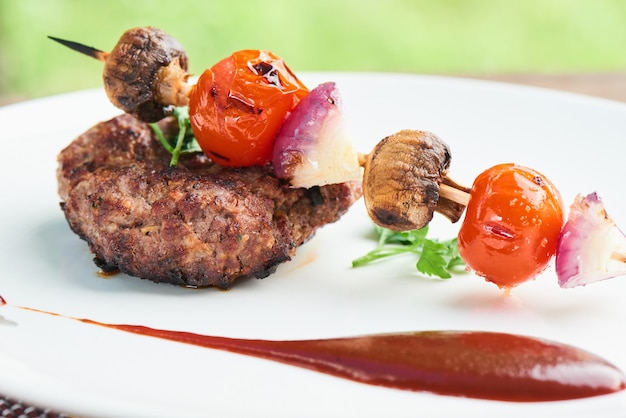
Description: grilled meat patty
57,114,361,288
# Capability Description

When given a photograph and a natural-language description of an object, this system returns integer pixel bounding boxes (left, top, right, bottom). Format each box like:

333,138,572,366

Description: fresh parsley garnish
150,107,201,166
352,225,465,279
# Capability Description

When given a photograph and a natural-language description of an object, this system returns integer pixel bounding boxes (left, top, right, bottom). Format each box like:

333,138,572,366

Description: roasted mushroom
361,130,469,232
50,27,191,122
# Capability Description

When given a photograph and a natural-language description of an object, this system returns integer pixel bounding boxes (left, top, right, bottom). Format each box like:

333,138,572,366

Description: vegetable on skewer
189,50,310,167
458,164,564,289
361,130,469,232
273,82,362,188
556,192,626,288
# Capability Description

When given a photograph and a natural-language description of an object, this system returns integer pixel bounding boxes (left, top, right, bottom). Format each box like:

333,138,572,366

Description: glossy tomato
458,163,564,288
188,50,309,167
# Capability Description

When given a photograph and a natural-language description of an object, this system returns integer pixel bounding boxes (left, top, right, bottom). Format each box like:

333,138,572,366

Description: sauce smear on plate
6,301,625,402
82,319,625,402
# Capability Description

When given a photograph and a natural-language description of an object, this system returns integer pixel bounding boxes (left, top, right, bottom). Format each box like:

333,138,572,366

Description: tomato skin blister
188,50,309,167
458,163,564,288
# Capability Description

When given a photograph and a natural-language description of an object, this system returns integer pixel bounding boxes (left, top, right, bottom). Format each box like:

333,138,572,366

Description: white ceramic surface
1,73,625,417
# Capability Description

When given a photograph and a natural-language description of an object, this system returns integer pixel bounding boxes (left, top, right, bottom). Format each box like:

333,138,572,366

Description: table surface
1,71,625,417
467,72,626,103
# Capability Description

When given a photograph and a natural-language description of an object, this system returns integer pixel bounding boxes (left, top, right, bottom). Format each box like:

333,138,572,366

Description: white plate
1,73,625,417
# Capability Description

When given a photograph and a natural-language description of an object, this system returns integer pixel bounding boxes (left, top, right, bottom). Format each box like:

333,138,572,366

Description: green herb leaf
150,107,201,166
417,239,452,278
352,224,465,279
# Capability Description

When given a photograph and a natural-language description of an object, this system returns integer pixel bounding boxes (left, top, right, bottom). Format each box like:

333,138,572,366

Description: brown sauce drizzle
82,319,625,402
8,303,626,402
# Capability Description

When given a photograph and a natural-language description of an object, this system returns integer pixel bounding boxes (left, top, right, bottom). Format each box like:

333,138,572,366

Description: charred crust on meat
306,186,325,206
93,256,119,274
57,114,362,289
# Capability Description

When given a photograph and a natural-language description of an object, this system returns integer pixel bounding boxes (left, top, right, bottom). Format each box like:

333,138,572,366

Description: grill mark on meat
57,114,361,288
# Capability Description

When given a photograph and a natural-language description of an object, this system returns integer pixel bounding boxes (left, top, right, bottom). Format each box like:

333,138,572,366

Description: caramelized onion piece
273,82,362,188
557,192,626,288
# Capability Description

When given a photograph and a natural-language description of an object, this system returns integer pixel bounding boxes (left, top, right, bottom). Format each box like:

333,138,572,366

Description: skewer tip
48,35,109,62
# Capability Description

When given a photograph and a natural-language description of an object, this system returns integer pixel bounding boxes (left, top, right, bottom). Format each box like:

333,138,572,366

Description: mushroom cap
103,27,189,122
362,129,452,232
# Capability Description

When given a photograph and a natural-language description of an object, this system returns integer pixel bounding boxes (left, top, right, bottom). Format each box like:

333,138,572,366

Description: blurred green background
1,0,625,103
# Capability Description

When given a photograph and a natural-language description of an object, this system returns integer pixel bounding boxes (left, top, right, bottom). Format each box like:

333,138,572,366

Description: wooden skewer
610,251,626,264
440,183,470,207
47,36,109,62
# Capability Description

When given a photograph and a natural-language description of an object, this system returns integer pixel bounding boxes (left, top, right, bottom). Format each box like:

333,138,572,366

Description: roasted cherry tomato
188,50,309,167
458,163,564,288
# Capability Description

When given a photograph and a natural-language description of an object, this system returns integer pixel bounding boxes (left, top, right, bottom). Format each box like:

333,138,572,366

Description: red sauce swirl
81,319,625,402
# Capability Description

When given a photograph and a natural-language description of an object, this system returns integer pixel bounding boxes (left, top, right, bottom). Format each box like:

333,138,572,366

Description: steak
57,114,361,288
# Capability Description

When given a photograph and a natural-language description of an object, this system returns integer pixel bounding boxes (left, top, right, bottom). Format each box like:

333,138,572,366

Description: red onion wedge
556,192,626,288
272,82,362,188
